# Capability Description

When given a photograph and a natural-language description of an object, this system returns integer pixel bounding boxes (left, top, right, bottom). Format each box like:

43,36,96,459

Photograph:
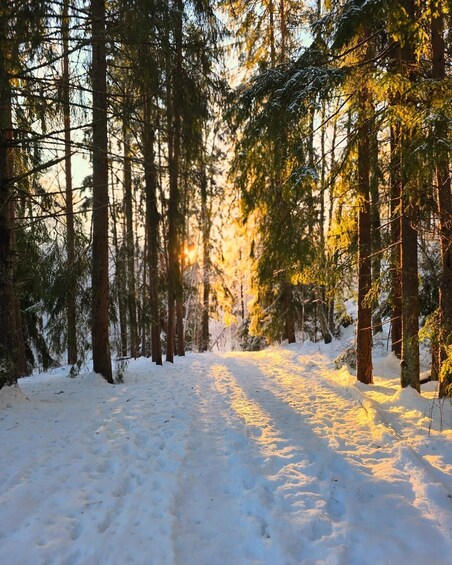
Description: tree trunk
327,109,338,335
431,7,452,397
123,116,139,358
91,0,112,383
8,193,27,377
12,281,28,376
320,100,326,252
399,0,420,392
356,85,373,385
279,0,287,63
0,40,19,388
268,0,276,67
110,176,127,357
166,117,177,362
400,183,420,391
176,295,185,356
314,288,332,344
166,0,184,362
283,282,296,343
143,97,162,365
200,169,210,352
369,117,382,334
141,228,148,356
390,124,402,358
201,273,210,351
62,0,77,365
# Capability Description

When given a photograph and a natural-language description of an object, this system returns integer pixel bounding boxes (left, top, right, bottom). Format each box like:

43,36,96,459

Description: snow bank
0,384,28,408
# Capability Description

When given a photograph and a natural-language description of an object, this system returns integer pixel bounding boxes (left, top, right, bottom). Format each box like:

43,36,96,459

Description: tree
143,97,163,365
165,0,184,362
390,120,402,359
356,81,374,385
122,115,139,359
430,2,452,397
199,165,211,351
0,0,50,388
399,0,420,391
228,0,322,345
91,0,113,383
62,0,77,366
0,26,19,388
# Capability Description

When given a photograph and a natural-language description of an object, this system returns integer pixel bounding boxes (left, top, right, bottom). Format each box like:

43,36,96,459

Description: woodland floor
1,341,452,564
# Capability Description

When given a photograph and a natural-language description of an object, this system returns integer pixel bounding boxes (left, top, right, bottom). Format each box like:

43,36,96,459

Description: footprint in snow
326,495,346,520
70,522,83,541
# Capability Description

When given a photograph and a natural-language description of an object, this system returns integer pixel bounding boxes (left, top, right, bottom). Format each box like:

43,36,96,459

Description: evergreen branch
7,154,69,187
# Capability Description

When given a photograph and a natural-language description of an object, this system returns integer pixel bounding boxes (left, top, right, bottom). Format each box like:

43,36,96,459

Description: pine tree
122,115,139,359
399,0,420,391
0,0,50,387
430,2,452,397
143,96,163,365
199,165,211,351
62,0,77,366
390,121,402,358
0,34,18,388
91,0,113,383
356,80,374,385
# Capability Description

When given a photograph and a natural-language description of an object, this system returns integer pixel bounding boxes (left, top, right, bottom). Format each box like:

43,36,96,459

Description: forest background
0,0,451,397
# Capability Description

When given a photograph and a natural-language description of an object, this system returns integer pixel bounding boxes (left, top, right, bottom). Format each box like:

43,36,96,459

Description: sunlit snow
1,341,451,564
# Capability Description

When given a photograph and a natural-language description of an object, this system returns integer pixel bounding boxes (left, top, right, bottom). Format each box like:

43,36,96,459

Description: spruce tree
430,2,452,397
91,0,113,383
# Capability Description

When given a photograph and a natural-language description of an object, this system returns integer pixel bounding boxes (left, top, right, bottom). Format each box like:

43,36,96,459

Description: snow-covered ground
1,341,452,564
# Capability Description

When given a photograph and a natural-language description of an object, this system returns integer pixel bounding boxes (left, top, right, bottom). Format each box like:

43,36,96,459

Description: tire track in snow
172,356,286,565
208,356,353,563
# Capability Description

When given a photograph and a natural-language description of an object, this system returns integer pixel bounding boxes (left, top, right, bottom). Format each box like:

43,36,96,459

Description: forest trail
1,346,452,564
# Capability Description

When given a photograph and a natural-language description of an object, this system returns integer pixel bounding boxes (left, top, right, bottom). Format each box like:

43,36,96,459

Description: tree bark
268,0,276,67
400,0,420,391
62,0,77,366
123,116,139,358
369,117,382,334
0,37,19,388
176,294,185,356
143,97,162,365
431,6,452,397
283,282,296,344
279,0,287,63
356,85,373,385
91,0,112,383
200,168,210,352
165,99,177,362
141,227,148,356
166,0,184,361
110,174,127,357
400,183,420,391
390,124,402,358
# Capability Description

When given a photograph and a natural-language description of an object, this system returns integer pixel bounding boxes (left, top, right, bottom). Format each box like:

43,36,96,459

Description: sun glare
183,244,197,265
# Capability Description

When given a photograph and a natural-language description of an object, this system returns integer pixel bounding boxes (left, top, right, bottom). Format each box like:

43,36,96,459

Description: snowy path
1,346,452,564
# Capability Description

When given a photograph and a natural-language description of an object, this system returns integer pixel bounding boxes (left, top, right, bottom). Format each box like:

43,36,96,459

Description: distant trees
228,0,319,346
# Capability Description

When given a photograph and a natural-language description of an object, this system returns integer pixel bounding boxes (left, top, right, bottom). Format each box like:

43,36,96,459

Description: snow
1,342,452,564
